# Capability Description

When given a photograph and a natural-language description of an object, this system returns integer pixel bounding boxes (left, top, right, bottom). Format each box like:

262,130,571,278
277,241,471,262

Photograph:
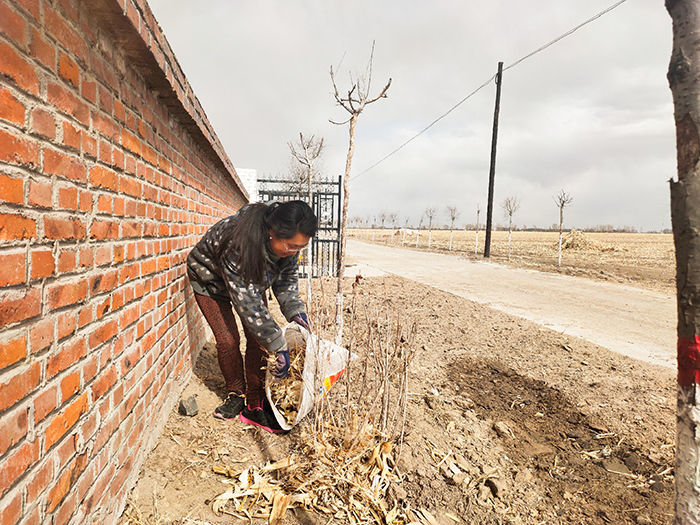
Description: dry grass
352,228,676,293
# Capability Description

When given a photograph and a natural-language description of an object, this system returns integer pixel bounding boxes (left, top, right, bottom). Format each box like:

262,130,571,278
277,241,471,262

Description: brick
61,120,81,151
79,190,92,212
0,88,24,126
81,81,96,104
0,336,25,371
30,107,56,139
44,392,88,451
82,131,96,158
30,249,54,279
0,174,23,205
44,148,87,183
79,247,93,268
89,165,118,191
92,111,119,141
89,269,118,295
57,186,78,210
119,175,141,198
29,317,53,354
60,371,80,402
29,27,55,69
0,361,41,412
47,279,88,310
48,83,89,126
0,128,38,168
48,452,86,516
0,406,28,458
96,194,111,213
89,219,118,240
0,253,25,286
28,180,52,208
88,319,117,350
58,53,79,88
0,4,25,46
0,212,35,241
0,288,41,329
0,491,21,525
44,216,86,240
114,99,125,122
47,337,86,378
91,365,117,401
121,129,141,156
121,221,141,238
0,43,38,96
57,249,76,274
33,384,57,424
57,312,76,340
25,459,52,502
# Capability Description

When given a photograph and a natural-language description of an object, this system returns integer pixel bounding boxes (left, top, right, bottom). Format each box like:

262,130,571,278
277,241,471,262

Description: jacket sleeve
220,258,286,354
272,257,306,321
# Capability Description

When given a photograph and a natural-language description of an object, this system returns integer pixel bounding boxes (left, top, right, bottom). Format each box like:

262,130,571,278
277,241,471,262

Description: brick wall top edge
90,0,247,197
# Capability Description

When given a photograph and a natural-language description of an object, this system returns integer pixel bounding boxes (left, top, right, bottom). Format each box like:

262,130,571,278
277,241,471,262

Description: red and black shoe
239,399,286,433
213,391,245,420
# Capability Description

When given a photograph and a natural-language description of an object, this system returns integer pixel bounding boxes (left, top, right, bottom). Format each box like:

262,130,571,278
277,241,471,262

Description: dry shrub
211,276,419,524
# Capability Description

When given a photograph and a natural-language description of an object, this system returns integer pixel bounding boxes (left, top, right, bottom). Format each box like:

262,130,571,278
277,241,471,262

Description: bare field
351,229,676,294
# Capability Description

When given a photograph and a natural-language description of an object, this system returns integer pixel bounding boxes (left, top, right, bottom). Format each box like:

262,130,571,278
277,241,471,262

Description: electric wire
350,0,629,181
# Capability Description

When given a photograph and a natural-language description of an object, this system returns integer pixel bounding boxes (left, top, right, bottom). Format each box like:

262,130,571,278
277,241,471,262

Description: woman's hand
271,348,290,380
291,313,310,331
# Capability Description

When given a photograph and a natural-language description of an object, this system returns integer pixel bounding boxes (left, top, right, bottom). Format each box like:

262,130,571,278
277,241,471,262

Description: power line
350,0,629,181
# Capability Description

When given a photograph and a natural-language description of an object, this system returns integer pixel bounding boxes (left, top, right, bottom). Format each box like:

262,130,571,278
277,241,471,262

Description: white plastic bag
266,323,353,431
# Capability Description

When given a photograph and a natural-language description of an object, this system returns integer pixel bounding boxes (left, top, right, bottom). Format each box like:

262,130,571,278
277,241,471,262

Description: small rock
588,419,608,433
494,421,514,439
625,452,641,472
636,515,652,525
486,477,507,499
452,472,469,485
178,396,199,416
453,453,471,472
602,457,631,475
565,428,584,439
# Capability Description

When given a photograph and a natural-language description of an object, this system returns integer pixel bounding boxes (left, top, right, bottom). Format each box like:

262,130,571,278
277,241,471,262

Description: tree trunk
558,207,564,267
335,114,357,345
668,1,700,522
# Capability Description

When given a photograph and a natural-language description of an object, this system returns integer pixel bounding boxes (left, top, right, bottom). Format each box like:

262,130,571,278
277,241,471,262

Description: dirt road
347,239,676,369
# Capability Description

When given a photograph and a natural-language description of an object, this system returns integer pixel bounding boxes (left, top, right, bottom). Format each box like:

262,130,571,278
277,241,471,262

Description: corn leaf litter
211,425,425,524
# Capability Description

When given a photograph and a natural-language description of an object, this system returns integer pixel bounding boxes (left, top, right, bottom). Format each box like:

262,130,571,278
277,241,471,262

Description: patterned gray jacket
186,211,305,354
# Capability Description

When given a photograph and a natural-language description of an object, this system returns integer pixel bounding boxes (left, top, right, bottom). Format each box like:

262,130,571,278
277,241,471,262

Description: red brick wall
0,1,247,524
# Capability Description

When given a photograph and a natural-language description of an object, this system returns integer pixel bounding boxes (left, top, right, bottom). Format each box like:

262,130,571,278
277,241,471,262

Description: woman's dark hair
219,200,317,284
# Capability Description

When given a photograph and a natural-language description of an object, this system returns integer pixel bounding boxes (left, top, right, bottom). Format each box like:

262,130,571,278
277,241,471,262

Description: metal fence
257,176,342,277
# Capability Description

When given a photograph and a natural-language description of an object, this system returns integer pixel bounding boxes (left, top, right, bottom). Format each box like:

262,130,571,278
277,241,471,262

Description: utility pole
484,62,503,258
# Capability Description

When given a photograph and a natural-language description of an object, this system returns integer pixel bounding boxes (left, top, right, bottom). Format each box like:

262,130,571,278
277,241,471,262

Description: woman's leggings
193,293,267,407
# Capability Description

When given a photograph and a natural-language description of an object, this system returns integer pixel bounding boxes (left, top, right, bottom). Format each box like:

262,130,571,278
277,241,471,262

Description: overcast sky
147,0,674,232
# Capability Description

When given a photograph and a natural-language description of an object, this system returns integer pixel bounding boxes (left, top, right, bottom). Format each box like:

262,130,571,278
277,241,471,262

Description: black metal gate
257,176,342,278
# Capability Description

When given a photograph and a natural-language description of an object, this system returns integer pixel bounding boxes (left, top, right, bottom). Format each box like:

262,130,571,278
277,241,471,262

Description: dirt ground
119,235,676,525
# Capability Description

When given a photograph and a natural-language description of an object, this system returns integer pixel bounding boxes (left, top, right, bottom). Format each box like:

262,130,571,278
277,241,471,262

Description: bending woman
186,200,317,433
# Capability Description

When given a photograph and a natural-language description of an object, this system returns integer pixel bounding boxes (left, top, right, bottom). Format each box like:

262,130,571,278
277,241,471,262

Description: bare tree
415,213,424,248
475,204,481,255
288,132,324,305
501,196,520,260
667,2,700,521
377,210,388,244
401,216,410,247
446,206,461,251
424,206,437,250
553,190,573,267
330,42,391,344
388,212,399,245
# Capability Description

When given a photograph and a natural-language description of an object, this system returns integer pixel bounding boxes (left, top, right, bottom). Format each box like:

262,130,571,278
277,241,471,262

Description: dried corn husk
269,325,306,424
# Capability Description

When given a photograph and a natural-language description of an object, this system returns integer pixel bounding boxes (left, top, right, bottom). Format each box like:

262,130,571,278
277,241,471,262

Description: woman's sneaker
214,392,245,420
239,399,285,433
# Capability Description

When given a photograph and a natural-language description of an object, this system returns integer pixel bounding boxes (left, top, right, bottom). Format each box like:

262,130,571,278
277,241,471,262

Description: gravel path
346,239,677,369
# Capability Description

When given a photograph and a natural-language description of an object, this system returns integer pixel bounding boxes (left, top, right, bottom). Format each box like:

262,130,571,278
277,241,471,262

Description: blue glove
291,313,310,331
271,348,290,380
